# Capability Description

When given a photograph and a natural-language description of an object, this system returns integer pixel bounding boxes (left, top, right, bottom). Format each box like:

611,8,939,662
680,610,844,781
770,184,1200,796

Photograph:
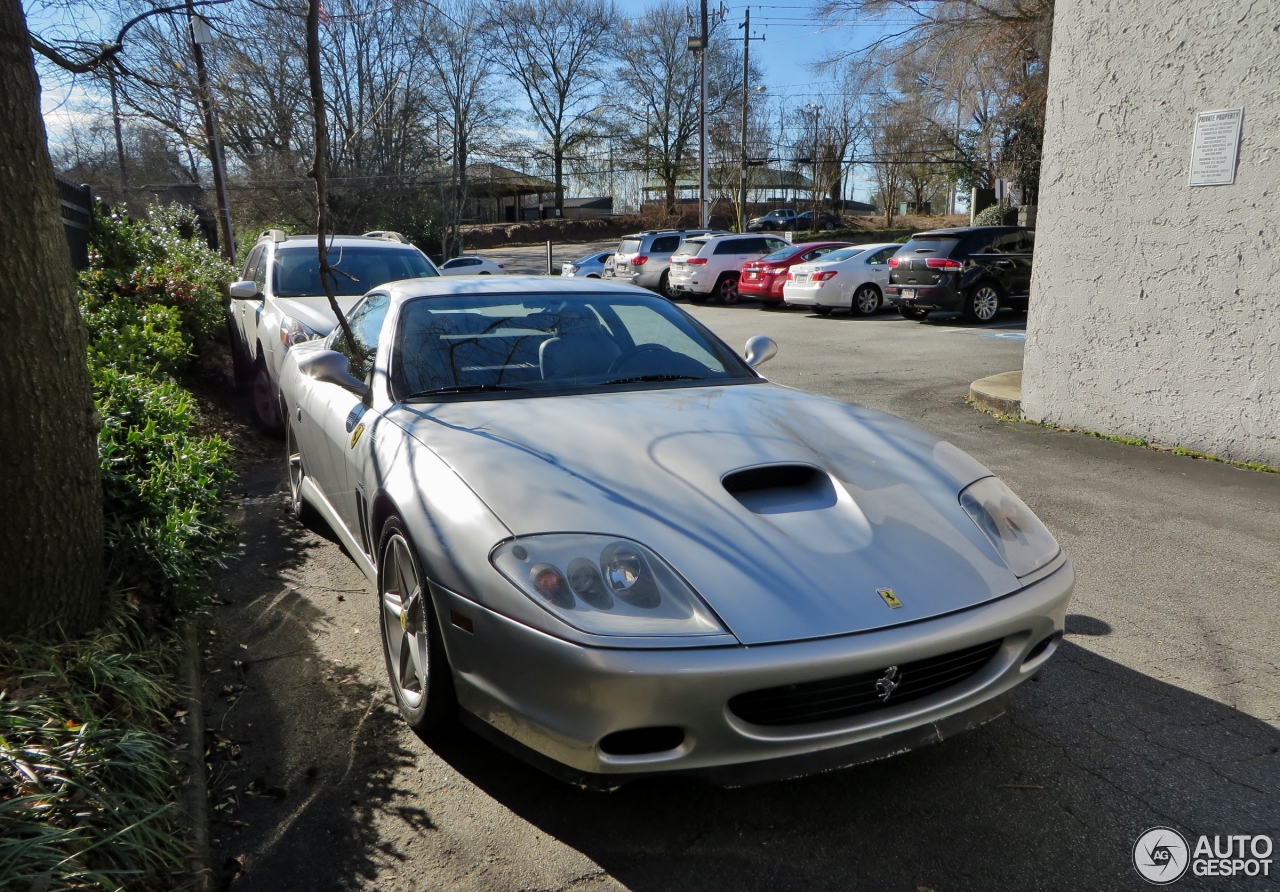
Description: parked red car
738,242,853,304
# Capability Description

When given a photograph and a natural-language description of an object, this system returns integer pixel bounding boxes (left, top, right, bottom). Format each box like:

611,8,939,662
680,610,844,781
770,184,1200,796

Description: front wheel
851,285,882,316
378,518,456,733
228,316,253,391
715,275,740,304
251,359,284,434
964,283,1002,324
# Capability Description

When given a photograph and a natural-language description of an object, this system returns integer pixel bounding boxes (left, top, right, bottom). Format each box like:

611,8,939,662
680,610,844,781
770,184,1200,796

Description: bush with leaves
974,203,1018,226
80,204,237,360
95,366,236,619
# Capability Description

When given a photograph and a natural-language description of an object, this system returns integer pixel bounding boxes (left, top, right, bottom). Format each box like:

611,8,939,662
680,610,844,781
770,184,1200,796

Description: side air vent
722,464,837,514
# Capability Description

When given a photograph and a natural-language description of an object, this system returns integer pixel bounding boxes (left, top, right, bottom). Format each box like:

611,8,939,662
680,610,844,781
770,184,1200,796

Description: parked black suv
885,226,1034,323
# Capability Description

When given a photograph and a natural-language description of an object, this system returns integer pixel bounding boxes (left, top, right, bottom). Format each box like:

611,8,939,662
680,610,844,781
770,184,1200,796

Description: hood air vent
723,464,837,515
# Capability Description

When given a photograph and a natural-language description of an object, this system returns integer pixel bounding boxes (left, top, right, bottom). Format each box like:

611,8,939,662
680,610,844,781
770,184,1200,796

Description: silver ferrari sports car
278,275,1072,787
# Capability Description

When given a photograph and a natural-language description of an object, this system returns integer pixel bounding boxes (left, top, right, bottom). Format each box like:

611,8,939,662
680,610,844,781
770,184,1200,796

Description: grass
966,397,1280,474
0,601,189,891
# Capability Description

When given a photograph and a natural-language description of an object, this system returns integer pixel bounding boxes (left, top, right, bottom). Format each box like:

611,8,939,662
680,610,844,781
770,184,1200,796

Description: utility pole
699,0,709,228
186,6,235,260
107,68,128,203
737,9,764,232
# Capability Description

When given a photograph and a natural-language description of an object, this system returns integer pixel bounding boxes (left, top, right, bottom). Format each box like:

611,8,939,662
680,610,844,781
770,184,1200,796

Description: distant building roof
466,163,557,195
561,197,613,209
643,167,813,191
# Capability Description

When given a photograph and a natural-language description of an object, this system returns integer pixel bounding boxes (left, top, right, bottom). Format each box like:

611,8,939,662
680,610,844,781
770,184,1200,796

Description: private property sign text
1188,108,1243,186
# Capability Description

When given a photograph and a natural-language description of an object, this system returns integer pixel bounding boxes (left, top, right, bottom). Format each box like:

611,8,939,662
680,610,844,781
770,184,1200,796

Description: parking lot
209,291,1280,891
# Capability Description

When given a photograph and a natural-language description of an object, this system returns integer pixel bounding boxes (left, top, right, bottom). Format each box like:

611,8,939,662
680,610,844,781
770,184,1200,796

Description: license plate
793,274,808,284
746,271,759,279
901,289,916,300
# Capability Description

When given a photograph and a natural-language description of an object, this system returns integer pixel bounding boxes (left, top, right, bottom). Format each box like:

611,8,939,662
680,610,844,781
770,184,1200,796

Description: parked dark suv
885,226,1034,323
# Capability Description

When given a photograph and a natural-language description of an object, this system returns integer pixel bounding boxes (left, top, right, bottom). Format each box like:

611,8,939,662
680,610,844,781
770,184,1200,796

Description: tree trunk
0,0,103,637
553,143,564,214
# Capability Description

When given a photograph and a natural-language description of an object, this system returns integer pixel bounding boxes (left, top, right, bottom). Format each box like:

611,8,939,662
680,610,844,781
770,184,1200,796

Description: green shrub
95,367,235,618
81,298,190,376
974,203,1017,226
81,205,237,360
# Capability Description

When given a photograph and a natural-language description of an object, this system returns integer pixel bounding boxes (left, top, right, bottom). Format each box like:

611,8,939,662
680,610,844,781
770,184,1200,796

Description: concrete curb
179,622,212,891
969,370,1023,417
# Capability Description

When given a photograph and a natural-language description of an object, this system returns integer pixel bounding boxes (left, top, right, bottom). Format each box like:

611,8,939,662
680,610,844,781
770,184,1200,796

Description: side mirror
297,350,369,397
743,335,777,369
229,280,261,300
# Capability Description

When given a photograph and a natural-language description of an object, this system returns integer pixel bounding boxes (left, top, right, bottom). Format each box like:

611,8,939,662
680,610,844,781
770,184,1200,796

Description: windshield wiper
405,383,530,398
599,374,705,386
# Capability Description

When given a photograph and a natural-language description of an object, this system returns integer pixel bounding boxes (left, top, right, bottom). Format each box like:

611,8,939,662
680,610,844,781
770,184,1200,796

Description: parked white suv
667,234,790,303
607,229,723,298
227,230,438,430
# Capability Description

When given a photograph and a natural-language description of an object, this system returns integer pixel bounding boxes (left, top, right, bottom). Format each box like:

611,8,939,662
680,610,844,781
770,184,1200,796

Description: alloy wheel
381,533,428,710
971,286,1000,322
854,286,881,316
717,276,740,304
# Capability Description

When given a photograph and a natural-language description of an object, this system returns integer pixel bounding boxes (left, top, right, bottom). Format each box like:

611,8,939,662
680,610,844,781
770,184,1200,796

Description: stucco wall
1022,0,1280,465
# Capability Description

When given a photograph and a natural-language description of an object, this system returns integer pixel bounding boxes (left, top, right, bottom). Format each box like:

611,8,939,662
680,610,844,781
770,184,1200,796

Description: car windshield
574,252,602,264
391,293,758,400
273,245,437,296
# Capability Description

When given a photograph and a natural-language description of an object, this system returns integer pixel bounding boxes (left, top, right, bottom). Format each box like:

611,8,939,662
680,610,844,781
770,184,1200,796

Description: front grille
728,639,1003,727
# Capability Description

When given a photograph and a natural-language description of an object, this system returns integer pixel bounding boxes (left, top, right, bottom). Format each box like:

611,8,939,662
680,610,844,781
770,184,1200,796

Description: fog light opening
598,726,685,757
1023,632,1061,665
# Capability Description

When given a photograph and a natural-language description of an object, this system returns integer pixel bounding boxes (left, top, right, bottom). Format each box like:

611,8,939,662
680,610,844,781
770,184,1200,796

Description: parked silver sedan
278,275,1072,787
561,251,613,278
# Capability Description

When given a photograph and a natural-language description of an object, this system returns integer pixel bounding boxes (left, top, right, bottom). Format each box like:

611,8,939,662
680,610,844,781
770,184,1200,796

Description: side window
990,233,1022,254
870,247,896,264
253,248,268,290
967,234,998,254
332,291,391,381
650,236,681,253
241,246,263,284
1017,230,1035,252
714,240,743,255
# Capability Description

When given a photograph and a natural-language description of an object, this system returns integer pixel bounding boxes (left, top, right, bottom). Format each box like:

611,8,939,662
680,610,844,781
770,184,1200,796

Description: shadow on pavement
425,640,1280,891
204,468,418,892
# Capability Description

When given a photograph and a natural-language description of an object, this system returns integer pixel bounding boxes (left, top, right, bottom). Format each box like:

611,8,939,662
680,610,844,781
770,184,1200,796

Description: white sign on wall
1188,108,1243,186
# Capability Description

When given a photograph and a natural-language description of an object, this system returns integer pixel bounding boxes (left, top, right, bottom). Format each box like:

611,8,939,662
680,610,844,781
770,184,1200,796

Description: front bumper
434,558,1074,785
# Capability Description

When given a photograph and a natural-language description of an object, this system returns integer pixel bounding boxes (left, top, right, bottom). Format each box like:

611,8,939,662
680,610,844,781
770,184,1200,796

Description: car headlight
280,315,324,349
959,477,1061,577
490,534,725,637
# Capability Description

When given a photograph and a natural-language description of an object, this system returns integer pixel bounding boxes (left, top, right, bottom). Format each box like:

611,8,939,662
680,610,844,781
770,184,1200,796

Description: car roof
267,234,423,250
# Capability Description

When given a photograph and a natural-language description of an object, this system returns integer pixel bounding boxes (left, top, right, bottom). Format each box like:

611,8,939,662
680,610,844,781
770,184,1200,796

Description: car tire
283,400,321,527
251,357,284,434
715,274,740,304
851,285,882,317
813,306,833,316
228,316,254,391
659,270,677,300
899,306,930,321
377,516,457,734
964,282,1002,324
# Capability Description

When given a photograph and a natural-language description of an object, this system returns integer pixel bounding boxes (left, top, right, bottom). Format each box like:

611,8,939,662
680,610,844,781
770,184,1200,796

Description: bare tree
485,0,615,213
412,0,506,256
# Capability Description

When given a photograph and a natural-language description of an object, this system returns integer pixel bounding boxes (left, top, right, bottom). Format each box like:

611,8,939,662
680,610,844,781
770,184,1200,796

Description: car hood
395,383,1023,645
274,295,365,335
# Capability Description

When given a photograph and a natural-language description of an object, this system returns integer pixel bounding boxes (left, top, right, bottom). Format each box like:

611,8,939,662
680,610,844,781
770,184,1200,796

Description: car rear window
618,239,643,255
900,236,961,257
676,239,706,255
762,247,800,262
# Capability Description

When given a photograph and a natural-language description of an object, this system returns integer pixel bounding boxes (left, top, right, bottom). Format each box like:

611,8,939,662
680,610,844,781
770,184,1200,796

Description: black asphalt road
206,297,1280,892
